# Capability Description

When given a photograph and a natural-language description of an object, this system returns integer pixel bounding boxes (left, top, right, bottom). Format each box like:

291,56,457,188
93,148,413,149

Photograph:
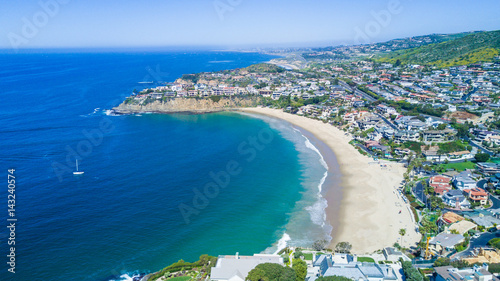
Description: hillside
244,63,285,73
112,96,262,114
312,31,476,53
377,30,500,67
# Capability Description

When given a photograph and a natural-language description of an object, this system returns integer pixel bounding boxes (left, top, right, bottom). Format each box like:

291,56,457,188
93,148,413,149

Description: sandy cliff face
112,97,260,114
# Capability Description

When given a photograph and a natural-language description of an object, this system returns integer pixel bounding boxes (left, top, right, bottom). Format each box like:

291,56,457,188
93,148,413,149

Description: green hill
244,63,284,73
377,30,500,67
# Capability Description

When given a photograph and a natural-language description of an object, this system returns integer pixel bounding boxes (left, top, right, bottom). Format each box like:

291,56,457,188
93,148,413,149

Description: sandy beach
239,107,421,254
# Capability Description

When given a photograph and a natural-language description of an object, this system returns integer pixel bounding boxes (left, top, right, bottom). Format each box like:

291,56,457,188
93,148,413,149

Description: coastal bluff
112,96,261,114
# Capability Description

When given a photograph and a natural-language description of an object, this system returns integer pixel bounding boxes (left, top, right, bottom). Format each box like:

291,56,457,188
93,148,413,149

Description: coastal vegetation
244,63,285,73
377,30,500,67
292,259,307,281
147,255,217,281
401,260,424,281
433,257,470,269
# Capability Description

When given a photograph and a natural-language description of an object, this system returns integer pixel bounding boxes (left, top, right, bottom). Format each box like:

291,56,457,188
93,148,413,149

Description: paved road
462,87,477,101
354,88,377,102
467,138,495,156
454,232,498,259
413,182,428,207
376,113,399,131
491,194,500,209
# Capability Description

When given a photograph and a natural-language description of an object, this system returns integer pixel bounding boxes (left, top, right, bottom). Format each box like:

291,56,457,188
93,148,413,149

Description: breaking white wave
80,107,102,117
238,112,333,248
304,136,328,171
104,109,120,116
305,197,328,227
273,233,291,254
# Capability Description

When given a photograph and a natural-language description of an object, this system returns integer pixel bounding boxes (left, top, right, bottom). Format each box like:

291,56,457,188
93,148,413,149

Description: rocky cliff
112,97,261,114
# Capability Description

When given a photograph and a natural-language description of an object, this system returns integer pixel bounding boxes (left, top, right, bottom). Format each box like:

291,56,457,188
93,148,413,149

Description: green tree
293,250,303,259
281,267,297,281
246,263,295,281
247,268,270,281
399,228,406,243
312,239,329,251
475,153,490,162
293,259,307,281
335,242,352,253
488,238,500,249
433,257,469,269
436,123,447,130
401,260,424,281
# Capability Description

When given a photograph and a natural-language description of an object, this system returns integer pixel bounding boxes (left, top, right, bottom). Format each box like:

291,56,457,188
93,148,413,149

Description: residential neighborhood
130,37,500,281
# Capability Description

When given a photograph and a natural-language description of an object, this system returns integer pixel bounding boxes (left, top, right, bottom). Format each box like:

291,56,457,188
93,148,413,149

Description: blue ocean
0,50,331,281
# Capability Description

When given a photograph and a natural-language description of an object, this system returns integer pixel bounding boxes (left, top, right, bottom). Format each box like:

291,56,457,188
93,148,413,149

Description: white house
311,254,398,281
210,253,283,281
453,171,477,190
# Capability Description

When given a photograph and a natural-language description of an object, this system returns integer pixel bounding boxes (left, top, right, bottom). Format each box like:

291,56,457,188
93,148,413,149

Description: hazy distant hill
377,30,500,67
302,31,478,61
314,32,477,53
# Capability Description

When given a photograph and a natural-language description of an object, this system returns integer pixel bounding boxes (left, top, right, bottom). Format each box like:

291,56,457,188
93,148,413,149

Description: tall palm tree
399,228,406,244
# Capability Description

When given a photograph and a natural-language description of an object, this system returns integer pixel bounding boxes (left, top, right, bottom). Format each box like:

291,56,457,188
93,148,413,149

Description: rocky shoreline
111,96,261,115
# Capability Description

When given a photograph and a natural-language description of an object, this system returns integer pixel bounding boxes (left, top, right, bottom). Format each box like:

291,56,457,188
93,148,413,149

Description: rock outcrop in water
112,96,262,114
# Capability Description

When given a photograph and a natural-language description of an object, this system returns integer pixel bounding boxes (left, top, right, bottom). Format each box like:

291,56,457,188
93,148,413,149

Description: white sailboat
73,159,84,175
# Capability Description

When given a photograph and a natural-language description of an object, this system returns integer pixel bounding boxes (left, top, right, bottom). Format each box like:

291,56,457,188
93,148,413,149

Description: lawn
168,276,192,281
303,253,314,260
357,257,375,263
437,161,476,172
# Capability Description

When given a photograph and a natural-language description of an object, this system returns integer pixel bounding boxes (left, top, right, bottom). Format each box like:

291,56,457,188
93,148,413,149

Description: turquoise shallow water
0,51,331,281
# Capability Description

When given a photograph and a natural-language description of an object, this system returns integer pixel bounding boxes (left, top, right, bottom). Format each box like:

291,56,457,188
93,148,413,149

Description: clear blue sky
1,0,499,49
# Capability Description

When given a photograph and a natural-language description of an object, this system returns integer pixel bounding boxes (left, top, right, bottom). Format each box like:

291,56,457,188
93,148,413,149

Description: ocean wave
104,109,120,116
237,112,333,247
273,233,291,254
305,197,328,227
303,136,328,170
109,273,146,281
80,108,102,117
296,129,332,241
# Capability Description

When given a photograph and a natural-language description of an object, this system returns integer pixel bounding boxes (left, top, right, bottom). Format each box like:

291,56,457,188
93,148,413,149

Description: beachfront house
310,254,398,281
210,253,283,281
382,247,411,263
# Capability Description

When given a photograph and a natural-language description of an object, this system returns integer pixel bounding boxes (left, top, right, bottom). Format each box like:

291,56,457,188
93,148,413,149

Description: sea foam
273,233,291,254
